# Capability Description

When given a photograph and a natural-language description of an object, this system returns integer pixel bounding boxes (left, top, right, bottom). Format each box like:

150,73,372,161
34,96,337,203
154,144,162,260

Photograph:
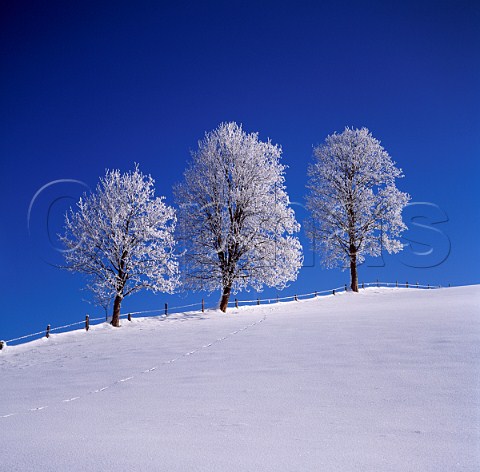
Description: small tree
60,165,179,327
306,127,410,292
175,122,303,312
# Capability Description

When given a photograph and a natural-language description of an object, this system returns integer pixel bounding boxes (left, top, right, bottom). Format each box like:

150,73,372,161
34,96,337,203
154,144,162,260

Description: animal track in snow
0,314,267,420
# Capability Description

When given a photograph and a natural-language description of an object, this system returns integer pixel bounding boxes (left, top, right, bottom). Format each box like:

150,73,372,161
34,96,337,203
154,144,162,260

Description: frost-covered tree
60,166,179,327
175,122,303,312
306,127,410,292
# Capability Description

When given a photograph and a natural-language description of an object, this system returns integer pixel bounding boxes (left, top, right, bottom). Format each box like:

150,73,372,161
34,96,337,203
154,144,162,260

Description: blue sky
1,0,479,342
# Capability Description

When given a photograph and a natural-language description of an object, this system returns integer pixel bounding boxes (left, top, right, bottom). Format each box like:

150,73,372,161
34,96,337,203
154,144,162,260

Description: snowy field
1,286,479,471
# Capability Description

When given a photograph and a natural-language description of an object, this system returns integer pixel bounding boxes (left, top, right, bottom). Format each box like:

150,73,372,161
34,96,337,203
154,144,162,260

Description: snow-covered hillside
1,286,479,471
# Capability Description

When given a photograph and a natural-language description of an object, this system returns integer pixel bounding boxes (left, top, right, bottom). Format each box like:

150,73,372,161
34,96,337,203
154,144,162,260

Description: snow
1,286,479,471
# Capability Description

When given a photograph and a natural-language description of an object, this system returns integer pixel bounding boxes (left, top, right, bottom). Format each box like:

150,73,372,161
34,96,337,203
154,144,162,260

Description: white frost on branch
60,165,179,311
306,127,410,270
175,122,303,299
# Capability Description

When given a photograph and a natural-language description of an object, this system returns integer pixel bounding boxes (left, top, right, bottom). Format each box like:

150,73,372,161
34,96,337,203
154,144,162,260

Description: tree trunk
219,285,231,313
350,248,359,292
111,294,122,327
350,249,358,292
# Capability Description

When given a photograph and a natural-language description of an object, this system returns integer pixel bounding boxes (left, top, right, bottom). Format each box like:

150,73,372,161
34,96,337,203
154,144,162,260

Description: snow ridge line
0,314,267,420
2,282,439,346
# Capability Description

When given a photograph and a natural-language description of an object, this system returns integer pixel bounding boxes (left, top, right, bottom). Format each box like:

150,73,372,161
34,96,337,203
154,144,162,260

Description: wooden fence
0,281,441,349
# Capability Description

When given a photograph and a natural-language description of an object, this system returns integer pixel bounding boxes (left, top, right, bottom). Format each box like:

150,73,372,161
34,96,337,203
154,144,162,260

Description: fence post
362,282,364,289
257,298,260,305
202,298,205,313
396,280,398,288
46,324,51,338
127,313,131,322
333,289,336,295
165,303,168,316
235,298,239,308
85,315,90,331
345,284,347,292
276,295,279,303
416,281,419,288
406,281,409,288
